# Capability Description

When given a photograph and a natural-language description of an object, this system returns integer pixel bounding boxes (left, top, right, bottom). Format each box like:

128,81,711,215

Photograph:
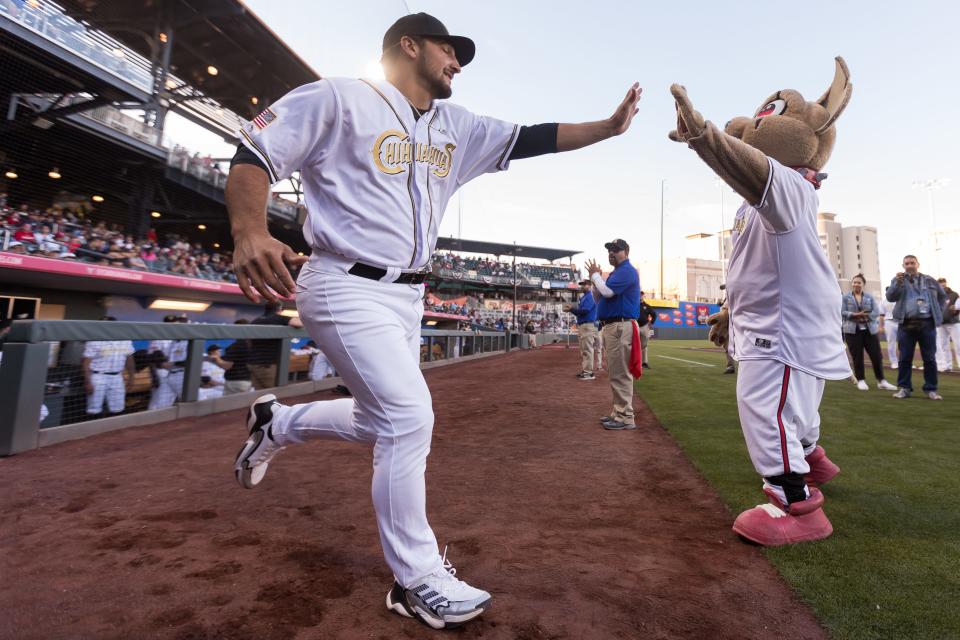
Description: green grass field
637,340,960,640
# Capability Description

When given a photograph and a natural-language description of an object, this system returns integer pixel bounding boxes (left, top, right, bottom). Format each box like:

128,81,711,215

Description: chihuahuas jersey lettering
237,78,520,270
726,157,850,380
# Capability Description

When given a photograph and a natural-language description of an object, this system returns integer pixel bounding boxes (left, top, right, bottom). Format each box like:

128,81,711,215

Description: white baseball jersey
201,360,226,385
238,78,520,270
725,158,850,380
148,340,188,365
83,340,134,373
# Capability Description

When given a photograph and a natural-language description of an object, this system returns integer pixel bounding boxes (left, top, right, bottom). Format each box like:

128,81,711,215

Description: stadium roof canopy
56,0,320,119
435,237,581,262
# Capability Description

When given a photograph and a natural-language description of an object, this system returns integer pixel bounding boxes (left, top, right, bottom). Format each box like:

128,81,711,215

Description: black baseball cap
578,279,591,285
382,13,476,66
604,239,630,252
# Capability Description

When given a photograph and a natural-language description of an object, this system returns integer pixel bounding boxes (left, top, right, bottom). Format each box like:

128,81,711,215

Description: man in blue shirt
586,238,641,430
566,279,599,379
885,254,947,399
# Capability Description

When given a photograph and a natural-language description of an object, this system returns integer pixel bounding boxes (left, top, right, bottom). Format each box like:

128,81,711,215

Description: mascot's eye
755,99,787,118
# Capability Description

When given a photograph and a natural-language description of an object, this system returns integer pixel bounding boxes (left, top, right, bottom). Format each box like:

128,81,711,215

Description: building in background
817,212,881,295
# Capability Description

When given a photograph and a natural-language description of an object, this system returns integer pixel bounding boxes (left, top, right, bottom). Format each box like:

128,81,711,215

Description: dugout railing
0,321,509,456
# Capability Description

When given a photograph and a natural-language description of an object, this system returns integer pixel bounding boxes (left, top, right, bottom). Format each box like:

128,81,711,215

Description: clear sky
186,0,960,284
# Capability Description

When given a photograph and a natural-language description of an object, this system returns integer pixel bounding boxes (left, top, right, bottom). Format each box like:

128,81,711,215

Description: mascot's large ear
815,56,852,135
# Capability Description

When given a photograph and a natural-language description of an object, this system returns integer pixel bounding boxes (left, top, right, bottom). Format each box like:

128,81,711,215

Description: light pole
912,178,950,274
714,179,728,280
659,179,665,299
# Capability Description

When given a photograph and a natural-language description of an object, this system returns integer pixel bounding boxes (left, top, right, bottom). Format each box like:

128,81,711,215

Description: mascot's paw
707,308,729,349
668,84,706,142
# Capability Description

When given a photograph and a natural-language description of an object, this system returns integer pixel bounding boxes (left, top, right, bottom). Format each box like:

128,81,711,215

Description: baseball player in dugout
671,58,854,546
585,239,641,431
564,279,598,379
225,12,640,630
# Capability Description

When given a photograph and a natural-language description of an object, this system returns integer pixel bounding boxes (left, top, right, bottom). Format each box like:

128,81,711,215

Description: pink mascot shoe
804,445,840,487
732,487,833,546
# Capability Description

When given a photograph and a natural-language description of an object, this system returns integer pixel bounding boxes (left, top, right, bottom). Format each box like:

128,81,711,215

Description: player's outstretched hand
609,82,642,136
232,231,309,303
585,259,603,276
668,84,706,143
707,307,730,348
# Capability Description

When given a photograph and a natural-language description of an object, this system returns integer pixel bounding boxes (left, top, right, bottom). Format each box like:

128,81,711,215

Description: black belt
93,371,122,375
348,262,427,284
600,317,630,326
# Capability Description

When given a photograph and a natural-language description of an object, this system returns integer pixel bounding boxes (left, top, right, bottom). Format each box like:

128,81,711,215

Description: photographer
885,255,947,399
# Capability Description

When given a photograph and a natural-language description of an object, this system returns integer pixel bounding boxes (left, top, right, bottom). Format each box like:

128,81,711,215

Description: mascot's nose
753,118,763,130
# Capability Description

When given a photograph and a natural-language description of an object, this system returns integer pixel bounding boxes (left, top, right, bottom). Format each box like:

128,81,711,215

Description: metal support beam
179,339,206,403
274,338,291,387
0,342,51,456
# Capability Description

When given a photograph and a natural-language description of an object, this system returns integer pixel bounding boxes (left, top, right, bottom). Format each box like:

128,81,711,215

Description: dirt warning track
1,348,826,640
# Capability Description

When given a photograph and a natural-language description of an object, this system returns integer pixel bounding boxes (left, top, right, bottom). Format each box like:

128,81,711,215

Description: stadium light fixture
149,299,211,312
92,195,104,203
425,320,438,326
159,32,168,43
207,65,218,76
4,170,17,179
151,211,162,218
197,224,207,230
213,242,220,249
48,168,61,179
279,310,300,319
251,96,259,105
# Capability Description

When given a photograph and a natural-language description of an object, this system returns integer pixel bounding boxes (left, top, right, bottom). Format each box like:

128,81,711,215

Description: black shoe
642,363,650,369
603,420,636,430
724,366,736,374
577,372,596,380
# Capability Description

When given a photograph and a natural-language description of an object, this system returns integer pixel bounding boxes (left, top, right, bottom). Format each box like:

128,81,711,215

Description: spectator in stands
565,279,598,379
886,255,946,400
936,277,959,372
3,240,26,254
637,291,657,370
249,302,303,389
81,317,136,418
842,274,896,391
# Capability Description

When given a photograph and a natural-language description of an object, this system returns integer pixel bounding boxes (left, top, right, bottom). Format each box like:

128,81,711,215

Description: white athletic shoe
856,380,869,391
385,549,491,630
234,394,285,489
877,380,897,391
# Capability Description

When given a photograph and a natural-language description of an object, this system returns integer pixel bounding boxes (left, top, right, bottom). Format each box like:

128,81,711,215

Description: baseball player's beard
417,58,452,100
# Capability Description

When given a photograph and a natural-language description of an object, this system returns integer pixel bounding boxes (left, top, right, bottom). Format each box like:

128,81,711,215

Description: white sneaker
234,394,285,489
877,380,897,391
856,380,869,391
928,391,943,400
385,550,491,629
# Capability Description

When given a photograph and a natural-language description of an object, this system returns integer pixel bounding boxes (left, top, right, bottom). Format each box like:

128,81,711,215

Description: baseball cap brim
604,242,627,252
435,34,475,66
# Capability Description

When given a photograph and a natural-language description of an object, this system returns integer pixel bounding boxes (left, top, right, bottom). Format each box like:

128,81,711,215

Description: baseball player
81,316,135,416
227,12,640,630
147,315,189,410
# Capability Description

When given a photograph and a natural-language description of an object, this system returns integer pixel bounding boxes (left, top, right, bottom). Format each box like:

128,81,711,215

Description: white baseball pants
884,321,898,366
148,369,183,410
86,372,126,414
937,323,960,370
270,254,442,588
736,359,824,480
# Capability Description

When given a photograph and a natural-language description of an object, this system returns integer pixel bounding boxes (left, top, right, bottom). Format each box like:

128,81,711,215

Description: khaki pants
248,364,277,390
638,323,651,365
578,323,598,373
594,332,603,368
602,320,636,424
